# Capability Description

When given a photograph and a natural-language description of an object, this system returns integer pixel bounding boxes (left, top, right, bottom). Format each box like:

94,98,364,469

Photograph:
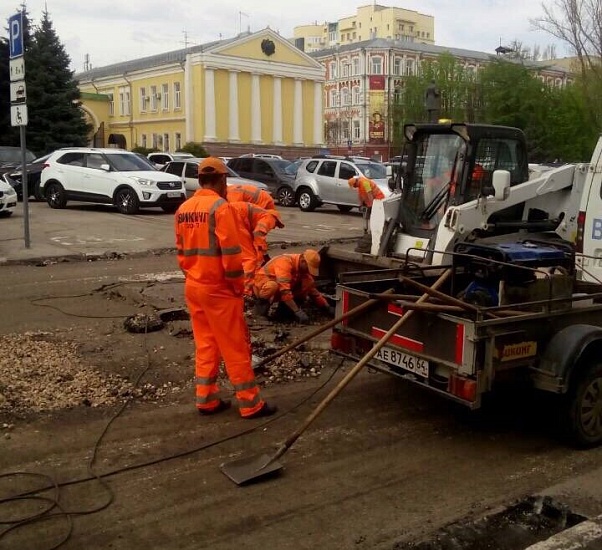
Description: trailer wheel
559,362,602,447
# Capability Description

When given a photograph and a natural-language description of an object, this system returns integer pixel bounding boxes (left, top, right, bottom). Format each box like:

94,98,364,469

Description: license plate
167,191,181,198
375,346,429,377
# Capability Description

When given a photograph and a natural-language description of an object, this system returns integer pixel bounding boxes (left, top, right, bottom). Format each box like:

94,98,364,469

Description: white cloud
1,0,569,71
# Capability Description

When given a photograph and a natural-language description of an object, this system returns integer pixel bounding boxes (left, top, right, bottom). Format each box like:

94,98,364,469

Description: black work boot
253,298,270,318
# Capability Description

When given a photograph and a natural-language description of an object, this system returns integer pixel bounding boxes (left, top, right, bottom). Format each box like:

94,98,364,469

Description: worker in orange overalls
175,157,276,419
253,249,335,324
227,184,276,211
348,175,385,233
230,201,285,297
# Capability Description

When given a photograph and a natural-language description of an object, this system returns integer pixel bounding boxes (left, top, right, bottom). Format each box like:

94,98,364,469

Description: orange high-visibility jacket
230,202,284,261
227,184,275,210
175,189,244,294
256,254,328,307
354,176,385,207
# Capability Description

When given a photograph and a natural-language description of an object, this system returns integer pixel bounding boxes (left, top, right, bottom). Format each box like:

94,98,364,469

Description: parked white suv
40,148,187,214
147,151,194,168
293,156,391,212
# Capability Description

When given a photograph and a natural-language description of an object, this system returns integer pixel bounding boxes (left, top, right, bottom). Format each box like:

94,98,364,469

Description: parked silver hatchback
293,156,391,212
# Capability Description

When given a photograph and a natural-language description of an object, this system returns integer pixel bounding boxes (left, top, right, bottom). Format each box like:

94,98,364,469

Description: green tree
24,10,90,154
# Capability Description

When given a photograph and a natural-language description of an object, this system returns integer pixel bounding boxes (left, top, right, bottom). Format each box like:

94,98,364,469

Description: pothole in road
394,496,586,550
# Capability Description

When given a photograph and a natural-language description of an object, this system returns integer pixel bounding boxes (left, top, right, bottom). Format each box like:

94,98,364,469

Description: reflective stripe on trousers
185,281,264,417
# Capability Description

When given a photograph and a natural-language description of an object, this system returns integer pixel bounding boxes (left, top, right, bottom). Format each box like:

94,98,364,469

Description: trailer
330,237,602,447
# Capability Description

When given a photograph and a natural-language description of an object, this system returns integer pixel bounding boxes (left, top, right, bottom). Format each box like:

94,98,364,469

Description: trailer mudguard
533,324,602,393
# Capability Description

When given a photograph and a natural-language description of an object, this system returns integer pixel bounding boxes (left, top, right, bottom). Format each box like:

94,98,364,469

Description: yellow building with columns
76,29,325,156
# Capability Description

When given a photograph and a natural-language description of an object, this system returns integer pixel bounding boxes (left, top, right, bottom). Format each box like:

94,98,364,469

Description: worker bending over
348,175,385,233
253,249,335,324
227,184,276,211
229,201,285,297
175,157,276,419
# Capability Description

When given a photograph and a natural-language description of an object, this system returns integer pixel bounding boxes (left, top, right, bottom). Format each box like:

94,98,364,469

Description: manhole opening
395,496,587,550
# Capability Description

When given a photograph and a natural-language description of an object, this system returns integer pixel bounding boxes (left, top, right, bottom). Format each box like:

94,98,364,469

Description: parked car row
0,145,392,218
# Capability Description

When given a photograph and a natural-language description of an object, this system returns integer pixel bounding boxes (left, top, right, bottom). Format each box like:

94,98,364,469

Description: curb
525,515,602,549
0,237,360,267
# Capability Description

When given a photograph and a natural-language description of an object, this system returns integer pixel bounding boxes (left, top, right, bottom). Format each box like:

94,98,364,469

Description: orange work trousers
184,281,264,417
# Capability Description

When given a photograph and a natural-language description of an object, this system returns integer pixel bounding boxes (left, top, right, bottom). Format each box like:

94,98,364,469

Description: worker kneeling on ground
348,174,385,234
253,249,335,324
175,157,276,419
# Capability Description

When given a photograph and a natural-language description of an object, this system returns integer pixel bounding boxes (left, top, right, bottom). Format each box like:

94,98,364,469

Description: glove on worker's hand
262,253,271,265
294,309,310,324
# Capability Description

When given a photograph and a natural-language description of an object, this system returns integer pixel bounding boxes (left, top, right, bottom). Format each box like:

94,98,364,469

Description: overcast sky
2,1,570,72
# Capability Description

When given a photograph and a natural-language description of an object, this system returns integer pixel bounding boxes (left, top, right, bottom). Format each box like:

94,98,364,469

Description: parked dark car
0,146,36,169
5,153,51,200
227,157,296,206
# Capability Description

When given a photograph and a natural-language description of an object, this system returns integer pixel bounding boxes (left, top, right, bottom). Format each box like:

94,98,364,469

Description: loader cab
398,122,529,234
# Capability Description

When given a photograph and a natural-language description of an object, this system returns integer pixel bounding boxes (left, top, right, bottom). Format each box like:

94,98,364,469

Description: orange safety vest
175,189,244,293
227,184,275,210
355,176,385,207
255,254,328,307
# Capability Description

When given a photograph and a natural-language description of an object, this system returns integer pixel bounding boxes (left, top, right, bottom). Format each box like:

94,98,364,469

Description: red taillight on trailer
448,375,477,402
576,210,586,253
330,331,352,354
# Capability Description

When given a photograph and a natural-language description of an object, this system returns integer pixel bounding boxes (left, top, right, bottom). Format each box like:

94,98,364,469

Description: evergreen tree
25,9,90,154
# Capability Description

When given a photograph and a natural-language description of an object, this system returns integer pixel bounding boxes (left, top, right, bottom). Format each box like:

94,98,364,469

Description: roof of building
309,37,573,74
75,34,246,81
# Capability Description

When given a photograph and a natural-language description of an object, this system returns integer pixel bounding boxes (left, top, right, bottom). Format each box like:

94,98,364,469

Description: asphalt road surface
1,254,602,550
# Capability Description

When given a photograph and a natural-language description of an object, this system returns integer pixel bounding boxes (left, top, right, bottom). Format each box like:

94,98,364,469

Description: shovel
220,269,451,485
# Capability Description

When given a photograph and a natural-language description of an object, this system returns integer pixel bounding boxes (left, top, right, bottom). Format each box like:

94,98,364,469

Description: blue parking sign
9,12,24,58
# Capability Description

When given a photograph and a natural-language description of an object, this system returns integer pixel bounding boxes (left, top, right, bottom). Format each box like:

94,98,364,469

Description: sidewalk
0,201,363,265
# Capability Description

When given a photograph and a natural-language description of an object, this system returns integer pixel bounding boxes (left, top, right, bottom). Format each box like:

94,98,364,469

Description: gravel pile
0,332,174,415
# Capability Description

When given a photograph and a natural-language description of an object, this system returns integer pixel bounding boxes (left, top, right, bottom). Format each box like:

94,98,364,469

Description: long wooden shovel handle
271,268,452,462
255,287,395,368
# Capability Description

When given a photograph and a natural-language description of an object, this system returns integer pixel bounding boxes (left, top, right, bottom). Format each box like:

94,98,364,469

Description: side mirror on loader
491,170,511,201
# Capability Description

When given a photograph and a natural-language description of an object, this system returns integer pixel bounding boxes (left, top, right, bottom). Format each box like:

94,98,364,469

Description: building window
152,133,158,149
163,133,170,151
329,89,337,107
141,134,147,148
353,120,360,139
341,87,350,106
140,87,147,112
394,57,402,75
352,86,360,105
174,82,181,109
405,60,415,76
371,56,382,74
119,86,130,116
107,93,114,116
175,133,182,150
162,83,169,111
150,85,157,111
329,61,337,78
342,63,349,77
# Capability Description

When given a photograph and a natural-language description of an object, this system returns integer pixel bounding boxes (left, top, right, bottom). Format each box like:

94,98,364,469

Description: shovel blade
220,453,283,486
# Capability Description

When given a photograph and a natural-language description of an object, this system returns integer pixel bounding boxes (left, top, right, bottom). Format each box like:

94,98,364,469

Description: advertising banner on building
368,75,386,144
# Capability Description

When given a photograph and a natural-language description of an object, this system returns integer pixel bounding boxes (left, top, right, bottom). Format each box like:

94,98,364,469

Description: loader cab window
467,138,527,201
402,133,464,227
